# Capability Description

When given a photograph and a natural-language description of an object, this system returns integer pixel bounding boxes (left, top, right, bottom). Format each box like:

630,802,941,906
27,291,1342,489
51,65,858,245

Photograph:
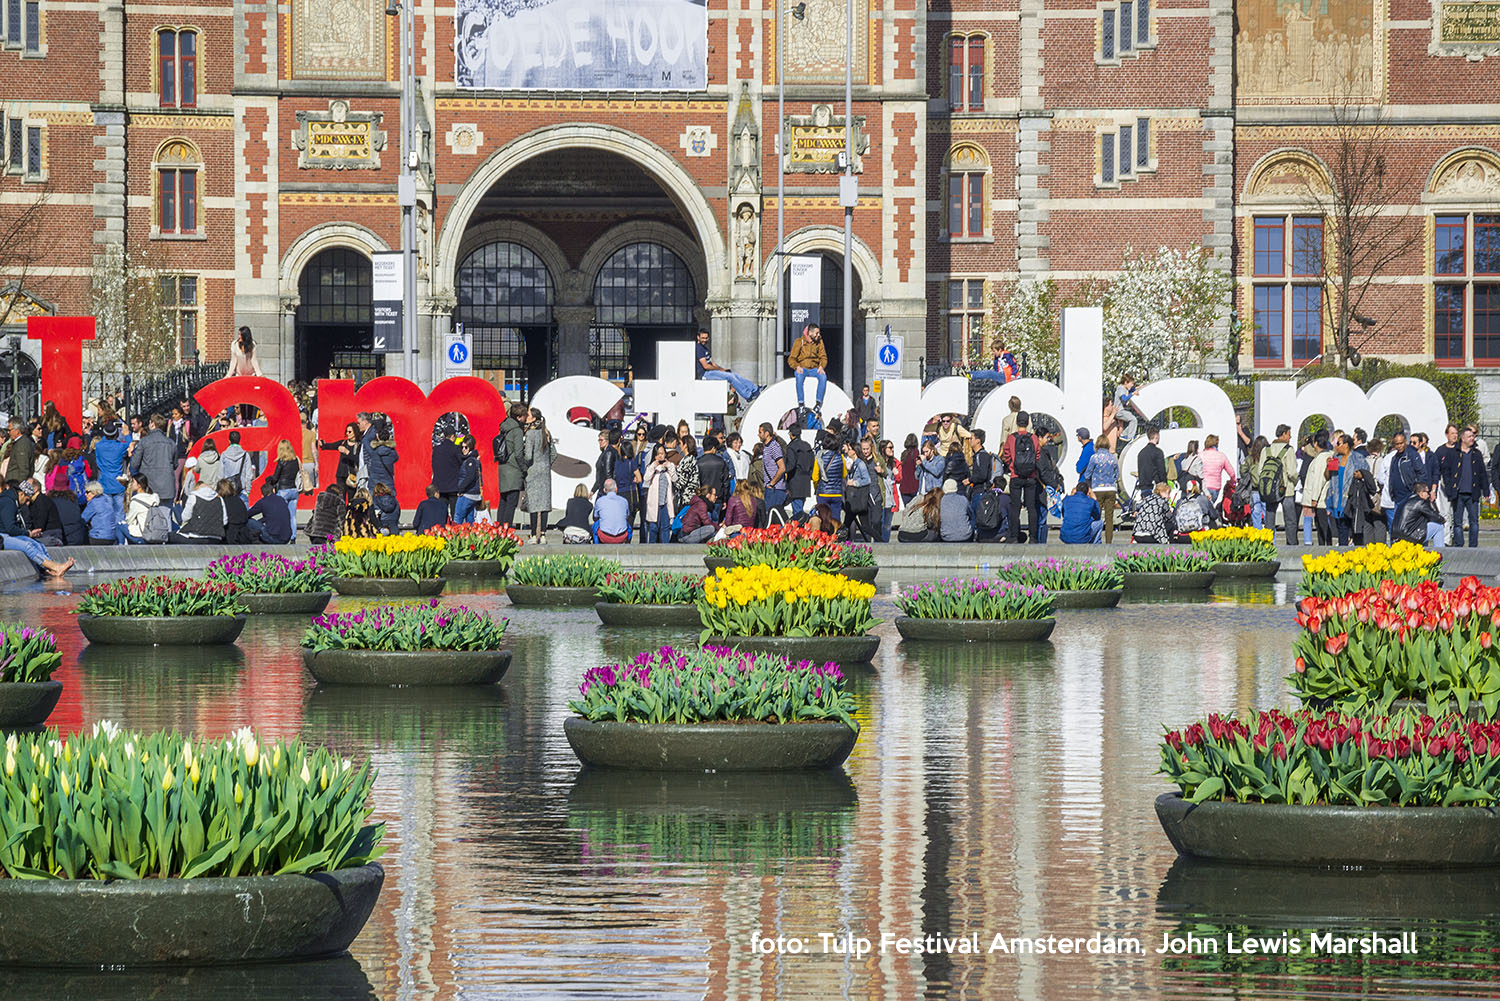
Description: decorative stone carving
1432,155,1500,196
423,289,458,315
679,125,717,158
784,105,869,175
734,203,759,282
290,0,386,80
783,0,869,85
1235,0,1381,104
0,286,53,323
279,294,301,315
1247,153,1332,199
446,124,484,156
730,83,761,196
1431,0,1500,58
293,101,386,170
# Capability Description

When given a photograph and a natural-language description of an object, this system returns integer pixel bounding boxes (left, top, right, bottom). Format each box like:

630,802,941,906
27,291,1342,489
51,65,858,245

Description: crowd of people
0,325,1484,567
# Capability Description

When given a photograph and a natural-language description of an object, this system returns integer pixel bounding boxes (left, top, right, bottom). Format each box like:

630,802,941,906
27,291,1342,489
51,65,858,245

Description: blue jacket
1387,445,1423,508
1074,440,1095,476
81,494,116,539
94,439,128,495
1059,493,1100,544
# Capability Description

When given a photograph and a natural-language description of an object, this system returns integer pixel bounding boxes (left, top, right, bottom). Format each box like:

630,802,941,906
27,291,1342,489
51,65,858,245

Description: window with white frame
946,278,987,367
1251,214,1325,367
1433,213,1500,367
159,275,200,363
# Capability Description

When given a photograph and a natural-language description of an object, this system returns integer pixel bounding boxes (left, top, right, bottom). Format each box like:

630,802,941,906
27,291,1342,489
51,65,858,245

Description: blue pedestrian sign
878,343,899,367
448,341,469,365
874,332,904,379
443,328,473,377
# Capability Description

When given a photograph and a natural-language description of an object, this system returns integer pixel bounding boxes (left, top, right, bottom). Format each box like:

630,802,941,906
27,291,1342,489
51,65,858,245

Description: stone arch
1243,149,1334,202
455,219,569,288
577,220,710,308
1425,147,1500,201
759,225,883,304
435,123,728,300
278,222,389,296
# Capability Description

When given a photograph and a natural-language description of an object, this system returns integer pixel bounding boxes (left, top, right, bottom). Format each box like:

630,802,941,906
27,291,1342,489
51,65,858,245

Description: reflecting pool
3,575,1497,1000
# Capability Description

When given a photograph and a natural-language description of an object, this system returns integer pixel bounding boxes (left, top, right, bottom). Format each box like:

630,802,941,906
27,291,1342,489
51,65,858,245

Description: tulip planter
329,577,445,598
0,864,384,968
703,556,736,573
440,559,507,579
0,681,61,729
1122,571,1215,591
1047,588,1124,610
1154,792,1500,867
77,614,246,646
701,633,880,666
1210,560,1281,579
238,591,334,616
302,649,512,687
838,565,879,584
594,603,701,628
894,617,1056,643
564,717,857,771
506,584,601,607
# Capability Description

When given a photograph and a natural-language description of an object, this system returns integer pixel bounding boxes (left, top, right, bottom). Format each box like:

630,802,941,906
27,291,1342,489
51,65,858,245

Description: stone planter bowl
77,614,245,646
1122,570,1216,591
440,559,509,579
329,577,445,598
703,556,736,573
894,617,1056,643
0,863,384,967
238,591,334,616
1155,792,1500,867
701,633,880,666
838,565,879,583
0,681,62,729
506,584,601,607
564,717,857,771
594,603,702,627
302,648,512,687
1211,560,1282,578
1047,588,1124,610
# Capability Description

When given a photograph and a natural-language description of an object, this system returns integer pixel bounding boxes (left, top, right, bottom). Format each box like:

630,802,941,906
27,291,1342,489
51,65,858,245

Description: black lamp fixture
791,2,806,18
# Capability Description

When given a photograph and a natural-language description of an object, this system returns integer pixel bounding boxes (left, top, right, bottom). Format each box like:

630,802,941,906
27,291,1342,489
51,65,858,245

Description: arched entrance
295,248,381,384
454,241,555,402
783,253,867,391
591,241,697,379
439,125,724,391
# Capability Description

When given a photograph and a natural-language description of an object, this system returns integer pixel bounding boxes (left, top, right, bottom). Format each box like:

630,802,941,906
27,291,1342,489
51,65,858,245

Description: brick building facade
2,0,1500,411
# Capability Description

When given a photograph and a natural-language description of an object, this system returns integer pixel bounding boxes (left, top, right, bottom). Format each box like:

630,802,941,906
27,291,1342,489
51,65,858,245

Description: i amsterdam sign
27,311,1448,511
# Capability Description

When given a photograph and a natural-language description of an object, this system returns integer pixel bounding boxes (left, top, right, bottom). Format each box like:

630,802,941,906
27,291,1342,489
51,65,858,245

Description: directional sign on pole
371,252,404,354
874,330,903,380
443,324,473,379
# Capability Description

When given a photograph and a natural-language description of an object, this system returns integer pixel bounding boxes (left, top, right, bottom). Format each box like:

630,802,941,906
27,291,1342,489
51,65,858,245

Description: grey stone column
554,305,594,378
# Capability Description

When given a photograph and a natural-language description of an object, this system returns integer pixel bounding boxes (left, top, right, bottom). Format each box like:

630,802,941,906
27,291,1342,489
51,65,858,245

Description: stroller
1220,479,1255,527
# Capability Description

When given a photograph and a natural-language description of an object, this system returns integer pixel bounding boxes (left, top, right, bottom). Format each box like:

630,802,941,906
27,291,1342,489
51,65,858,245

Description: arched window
945,144,989,240
1242,152,1333,368
593,243,696,326
455,241,554,371
158,28,197,108
1426,150,1500,367
154,139,201,236
948,34,985,112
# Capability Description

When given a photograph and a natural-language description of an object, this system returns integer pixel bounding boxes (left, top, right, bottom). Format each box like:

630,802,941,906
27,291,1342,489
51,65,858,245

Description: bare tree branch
0,184,51,327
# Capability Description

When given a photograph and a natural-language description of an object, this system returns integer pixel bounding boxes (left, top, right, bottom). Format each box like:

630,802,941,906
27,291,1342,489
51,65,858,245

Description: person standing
492,405,525,528
695,329,760,404
1082,435,1120,543
842,440,876,541
454,437,483,524
697,436,731,521
93,421,129,529
815,432,846,523
1257,424,1300,544
269,439,302,541
1198,434,1236,505
1002,411,1044,543
126,413,174,500
855,385,879,436
431,431,464,518
1072,427,1095,480
1327,434,1371,546
788,324,829,418
724,432,751,482
1430,424,1460,543
366,419,399,511
642,444,675,543
229,326,265,423
220,431,251,492
757,423,788,514
592,430,619,498
1439,425,1488,548
1135,425,1168,500
4,417,34,485
320,423,362,497
521,407,556,545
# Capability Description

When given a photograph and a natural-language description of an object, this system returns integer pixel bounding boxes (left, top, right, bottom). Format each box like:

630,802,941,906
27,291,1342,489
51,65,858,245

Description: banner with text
787,255,822,344
455,0,708,91
372,252,403,354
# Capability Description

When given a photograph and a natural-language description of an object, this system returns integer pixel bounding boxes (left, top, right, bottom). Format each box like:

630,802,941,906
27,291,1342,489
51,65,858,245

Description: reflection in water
0,582,1489,999
0,954,376,1001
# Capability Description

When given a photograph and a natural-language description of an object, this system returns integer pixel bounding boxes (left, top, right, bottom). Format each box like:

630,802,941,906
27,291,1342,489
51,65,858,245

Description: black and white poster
371,252,404,354
455,0,708,91
787,254,822,341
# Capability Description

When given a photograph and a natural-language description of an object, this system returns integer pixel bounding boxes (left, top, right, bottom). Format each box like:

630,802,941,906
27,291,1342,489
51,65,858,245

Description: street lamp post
389,0,418,384
776,3,805,380
841,0,854,393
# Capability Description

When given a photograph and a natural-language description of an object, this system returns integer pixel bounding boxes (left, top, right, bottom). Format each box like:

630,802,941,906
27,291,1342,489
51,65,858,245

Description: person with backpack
1256,424,1300,545
784,432,814,518
492,405,525,528
307,483,347,545
842,440,878,542
116,475,162,545
1002,411,1044,544
1172,480,1216,538
219,431,252,493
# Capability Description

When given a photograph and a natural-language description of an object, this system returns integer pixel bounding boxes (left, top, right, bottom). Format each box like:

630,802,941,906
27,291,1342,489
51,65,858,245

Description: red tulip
1294,656,1306,674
